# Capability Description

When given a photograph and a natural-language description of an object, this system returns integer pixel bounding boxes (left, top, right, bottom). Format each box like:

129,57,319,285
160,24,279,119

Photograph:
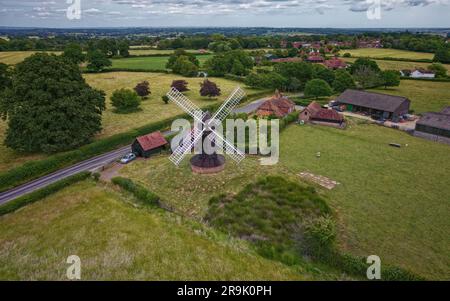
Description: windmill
166,86,246,173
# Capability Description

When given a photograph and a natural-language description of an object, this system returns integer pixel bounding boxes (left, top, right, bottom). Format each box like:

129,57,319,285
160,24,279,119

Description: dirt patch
100,163,125,182
299,172,340,190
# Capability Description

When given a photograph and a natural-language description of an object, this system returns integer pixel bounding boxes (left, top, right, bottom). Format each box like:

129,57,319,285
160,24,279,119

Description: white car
120,153,137,164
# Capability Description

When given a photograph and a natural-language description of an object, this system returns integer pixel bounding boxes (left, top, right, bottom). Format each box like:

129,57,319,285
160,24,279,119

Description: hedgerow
0,172,91,216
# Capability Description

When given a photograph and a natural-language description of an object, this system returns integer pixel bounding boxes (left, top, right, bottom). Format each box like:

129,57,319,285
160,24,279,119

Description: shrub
112,177,159,207
134,81,151,99
200,79,221,98
162,95,170,104
304,79,333,99
0,172,91,216
343,53,351,58
171,80,189,92
111,88,141,113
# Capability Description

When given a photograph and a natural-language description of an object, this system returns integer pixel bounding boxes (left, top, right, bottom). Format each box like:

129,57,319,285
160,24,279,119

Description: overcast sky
0,0,449,28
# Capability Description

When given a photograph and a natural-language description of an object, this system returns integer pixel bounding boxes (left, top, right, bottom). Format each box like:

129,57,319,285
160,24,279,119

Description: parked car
120,153,137,164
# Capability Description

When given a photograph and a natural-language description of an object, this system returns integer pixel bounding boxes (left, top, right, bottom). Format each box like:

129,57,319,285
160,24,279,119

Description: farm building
299,101,345,128
414,107,450,144
255,91,296,118
335,89,411,122
132,131,168,158
400,69,435,79
324,57,347,69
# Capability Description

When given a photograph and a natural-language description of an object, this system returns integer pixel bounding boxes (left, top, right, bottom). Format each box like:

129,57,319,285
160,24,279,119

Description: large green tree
304,79,333,99
87,50,112,72
427,63,447,78
62,43,85,65
433,46,450,64
332,69,356,93
381,70,401,89
205,50,253,76
350,58,381,74
0,53,105,153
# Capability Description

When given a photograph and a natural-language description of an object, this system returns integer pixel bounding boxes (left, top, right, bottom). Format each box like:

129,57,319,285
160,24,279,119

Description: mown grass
343,57,450,73
340,48,434,60
109,55,213,70
0,180,345,280
0,72,263,172
368,80,450,114
279,122,450,279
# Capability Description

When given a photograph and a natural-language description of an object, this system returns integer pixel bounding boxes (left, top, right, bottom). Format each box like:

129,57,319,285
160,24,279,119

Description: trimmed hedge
400,76,450,82
0,92,269,193
317,250,424,281
0,171,91,216
111,177,160,207
83,68,170,74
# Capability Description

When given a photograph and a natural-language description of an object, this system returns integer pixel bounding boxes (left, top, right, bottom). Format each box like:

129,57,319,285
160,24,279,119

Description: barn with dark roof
335,89,410,122
132,131,168,158
414,107,450,145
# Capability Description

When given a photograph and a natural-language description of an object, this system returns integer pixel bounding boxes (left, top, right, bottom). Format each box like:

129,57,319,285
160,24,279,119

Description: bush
111,88,141,113
112,177,160,207
0,172,91,216
134,81,151,99
343,53,351,58
162,95,170,104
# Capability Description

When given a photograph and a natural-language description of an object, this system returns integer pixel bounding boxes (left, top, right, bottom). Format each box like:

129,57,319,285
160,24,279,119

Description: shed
132,131,168,158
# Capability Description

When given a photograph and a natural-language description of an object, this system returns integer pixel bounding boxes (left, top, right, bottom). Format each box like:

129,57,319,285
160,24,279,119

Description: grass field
0,51,61,65
120,121,450,279
0,72,263,172
129,49,208,56
110,55,213,70
0,180,321,280
340,48,434,60
279,123,450,279
369,80,450,114
342,57,450,73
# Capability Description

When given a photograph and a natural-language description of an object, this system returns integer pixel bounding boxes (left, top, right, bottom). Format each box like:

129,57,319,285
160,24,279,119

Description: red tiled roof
136,131,168,151
324,57,347,69
256,92,295,118
305,101,323,115
312,109,344,122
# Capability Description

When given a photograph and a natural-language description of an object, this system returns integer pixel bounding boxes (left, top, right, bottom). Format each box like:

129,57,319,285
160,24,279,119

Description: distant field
129,49,207,56
343,57,450,72
280,122,450,279
0,51,61,65
0,50,207,65
0,180,321,280
341,48,434,60
110,54,213,70
369,80,450,114
0,72,262,172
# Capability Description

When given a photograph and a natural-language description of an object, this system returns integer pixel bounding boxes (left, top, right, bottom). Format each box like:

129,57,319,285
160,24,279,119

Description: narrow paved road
0,130,176,206
0,97,276,206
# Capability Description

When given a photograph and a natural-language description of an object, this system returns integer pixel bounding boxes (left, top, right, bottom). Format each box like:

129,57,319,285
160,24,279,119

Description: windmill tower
166,86,246,174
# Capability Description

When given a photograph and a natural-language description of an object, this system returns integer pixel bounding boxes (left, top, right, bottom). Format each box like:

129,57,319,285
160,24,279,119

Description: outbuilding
335,89,411,122
132,131,169,158
414,107,450,144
